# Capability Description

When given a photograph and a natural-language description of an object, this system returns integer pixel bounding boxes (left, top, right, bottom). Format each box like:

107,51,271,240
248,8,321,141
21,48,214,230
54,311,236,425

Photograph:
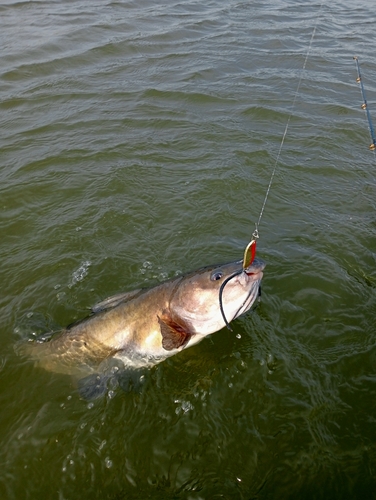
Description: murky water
1,0,376,498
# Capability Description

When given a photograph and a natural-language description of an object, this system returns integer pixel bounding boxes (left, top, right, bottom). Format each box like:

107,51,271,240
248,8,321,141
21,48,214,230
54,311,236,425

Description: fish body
21,258,265,378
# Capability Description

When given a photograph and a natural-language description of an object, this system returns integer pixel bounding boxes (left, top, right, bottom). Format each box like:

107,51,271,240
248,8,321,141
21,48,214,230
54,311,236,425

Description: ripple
1,0,376,498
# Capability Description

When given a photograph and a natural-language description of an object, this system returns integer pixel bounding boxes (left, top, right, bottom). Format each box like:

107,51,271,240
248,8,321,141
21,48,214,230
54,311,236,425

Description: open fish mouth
243,257,266,277
245,268,263,277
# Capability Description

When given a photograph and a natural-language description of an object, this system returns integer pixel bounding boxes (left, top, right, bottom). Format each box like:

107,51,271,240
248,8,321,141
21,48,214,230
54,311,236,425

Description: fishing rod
353,56,376,151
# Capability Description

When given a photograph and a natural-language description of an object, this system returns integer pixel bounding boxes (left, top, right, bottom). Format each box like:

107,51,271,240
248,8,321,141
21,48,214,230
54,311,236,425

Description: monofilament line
253,2,323,239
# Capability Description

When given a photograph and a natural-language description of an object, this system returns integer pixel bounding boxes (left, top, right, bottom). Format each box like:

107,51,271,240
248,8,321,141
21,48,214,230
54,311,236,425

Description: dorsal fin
157,313,194,351
92,289,143,313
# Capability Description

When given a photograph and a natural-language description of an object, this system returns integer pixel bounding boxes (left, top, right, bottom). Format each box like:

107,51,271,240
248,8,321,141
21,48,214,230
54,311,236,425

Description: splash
69,261,92,288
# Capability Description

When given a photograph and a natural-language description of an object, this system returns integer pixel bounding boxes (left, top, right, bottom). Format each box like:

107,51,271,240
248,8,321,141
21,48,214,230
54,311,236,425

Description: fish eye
210,271,223,281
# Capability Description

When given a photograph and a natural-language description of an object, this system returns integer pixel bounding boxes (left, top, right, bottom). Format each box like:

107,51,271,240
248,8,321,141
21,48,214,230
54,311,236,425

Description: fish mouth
243,257,266,277
245,269,263,278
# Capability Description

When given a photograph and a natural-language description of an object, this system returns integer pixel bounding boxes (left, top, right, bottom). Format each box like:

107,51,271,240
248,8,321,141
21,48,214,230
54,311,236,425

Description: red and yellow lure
242,224,259,269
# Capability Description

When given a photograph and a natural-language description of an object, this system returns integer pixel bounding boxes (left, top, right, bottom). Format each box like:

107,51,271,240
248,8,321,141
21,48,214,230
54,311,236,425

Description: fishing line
242,2,324,270
220,4,324,329
353,56,376,151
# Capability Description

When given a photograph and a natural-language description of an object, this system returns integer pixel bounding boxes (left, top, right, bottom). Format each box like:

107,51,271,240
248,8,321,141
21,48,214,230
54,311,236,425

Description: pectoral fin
158,313,193,351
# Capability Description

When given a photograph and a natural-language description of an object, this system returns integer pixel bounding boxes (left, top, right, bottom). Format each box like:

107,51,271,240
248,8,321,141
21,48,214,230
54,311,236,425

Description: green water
1,0,376,498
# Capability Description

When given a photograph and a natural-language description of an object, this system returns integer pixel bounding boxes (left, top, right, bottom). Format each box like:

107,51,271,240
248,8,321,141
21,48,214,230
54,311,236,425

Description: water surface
1,0,376,498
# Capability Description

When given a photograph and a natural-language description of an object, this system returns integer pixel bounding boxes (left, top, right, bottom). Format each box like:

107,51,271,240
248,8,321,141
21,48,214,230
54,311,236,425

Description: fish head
169,257,265,336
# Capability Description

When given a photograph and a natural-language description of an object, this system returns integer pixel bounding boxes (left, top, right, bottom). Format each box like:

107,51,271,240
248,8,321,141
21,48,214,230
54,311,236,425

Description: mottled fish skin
18,258,265,377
